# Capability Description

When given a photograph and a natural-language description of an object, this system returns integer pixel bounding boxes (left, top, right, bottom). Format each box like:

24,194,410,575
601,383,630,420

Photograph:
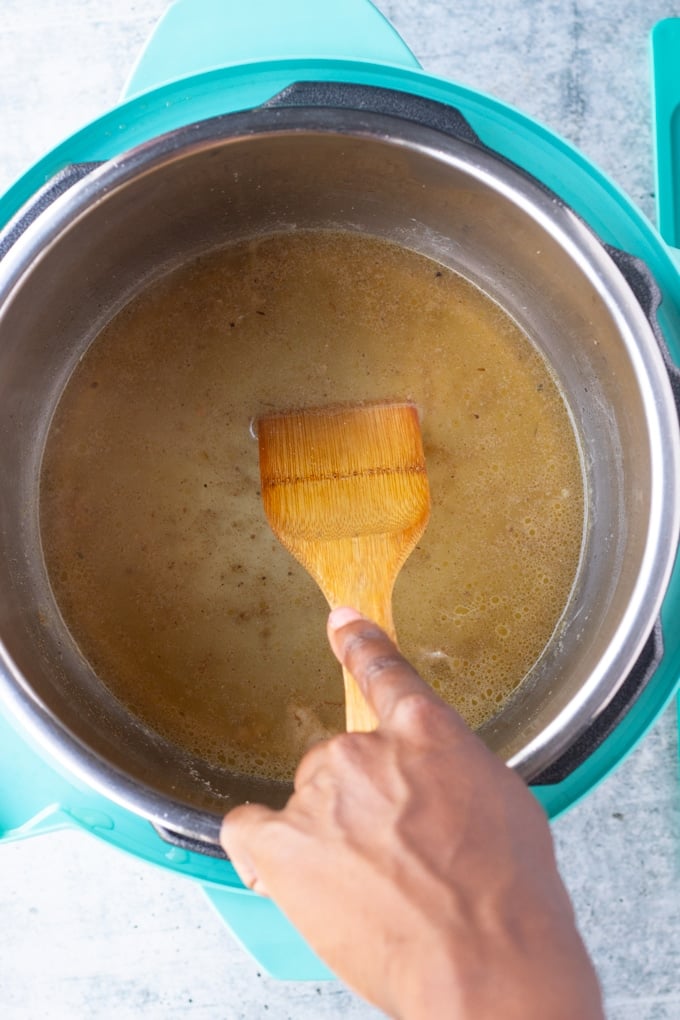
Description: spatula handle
335,595,396,733
318,535,411,732
342,665,379,732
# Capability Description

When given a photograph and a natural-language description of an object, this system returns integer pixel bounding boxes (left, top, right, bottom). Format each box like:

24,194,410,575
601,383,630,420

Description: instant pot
1,0,679,980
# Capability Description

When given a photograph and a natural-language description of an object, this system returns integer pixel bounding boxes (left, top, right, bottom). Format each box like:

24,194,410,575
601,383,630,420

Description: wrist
387,922,604,1020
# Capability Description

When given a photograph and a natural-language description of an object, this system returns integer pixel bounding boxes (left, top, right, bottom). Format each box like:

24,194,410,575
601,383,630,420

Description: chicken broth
40,231,584,781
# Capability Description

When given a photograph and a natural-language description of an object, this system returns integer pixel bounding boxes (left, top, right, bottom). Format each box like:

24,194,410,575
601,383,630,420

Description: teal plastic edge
204,886,334,981
122,0,420,100
651,18,680,251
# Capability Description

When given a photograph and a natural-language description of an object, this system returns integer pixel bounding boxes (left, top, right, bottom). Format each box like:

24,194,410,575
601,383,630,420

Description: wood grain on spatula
257,402,431,732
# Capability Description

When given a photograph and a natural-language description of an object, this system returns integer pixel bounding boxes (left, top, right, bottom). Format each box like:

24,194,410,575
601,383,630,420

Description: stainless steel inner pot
0,92,678,845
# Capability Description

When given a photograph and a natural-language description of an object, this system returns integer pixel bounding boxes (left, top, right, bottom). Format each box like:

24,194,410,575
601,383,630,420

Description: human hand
221,608,604,1020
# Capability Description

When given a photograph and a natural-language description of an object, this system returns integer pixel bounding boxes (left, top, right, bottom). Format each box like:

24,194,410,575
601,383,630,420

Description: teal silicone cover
1,0,679,983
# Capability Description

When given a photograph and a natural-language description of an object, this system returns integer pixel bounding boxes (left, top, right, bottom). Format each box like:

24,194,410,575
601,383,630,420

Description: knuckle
327,730,364,763
315,732,373,781
342,626,388,669
296,731,366,790
391,691,438,734
345,638,408,689
362,653,407,681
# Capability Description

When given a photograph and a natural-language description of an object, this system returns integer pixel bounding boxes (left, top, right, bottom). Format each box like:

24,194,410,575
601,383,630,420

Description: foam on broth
40,231,584,781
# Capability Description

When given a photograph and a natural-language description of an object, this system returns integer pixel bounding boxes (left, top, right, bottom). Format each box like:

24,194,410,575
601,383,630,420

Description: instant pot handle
152,822,227,859
605,244,680,406
0,163,102,262
121,0,421,102
531,622,664,785
152,818,335,978
263,79,483,146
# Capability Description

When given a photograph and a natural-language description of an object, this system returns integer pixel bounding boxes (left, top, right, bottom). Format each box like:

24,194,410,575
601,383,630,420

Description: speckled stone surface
1,2,679,1017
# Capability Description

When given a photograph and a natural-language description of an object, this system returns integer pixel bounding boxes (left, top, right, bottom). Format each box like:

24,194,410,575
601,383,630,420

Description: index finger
326,608,444,726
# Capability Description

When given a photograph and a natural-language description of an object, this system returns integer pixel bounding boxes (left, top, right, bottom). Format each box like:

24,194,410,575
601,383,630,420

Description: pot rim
0,101,678,843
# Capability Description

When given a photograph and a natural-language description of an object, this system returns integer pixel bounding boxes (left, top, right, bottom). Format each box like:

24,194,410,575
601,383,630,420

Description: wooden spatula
257,401,431,732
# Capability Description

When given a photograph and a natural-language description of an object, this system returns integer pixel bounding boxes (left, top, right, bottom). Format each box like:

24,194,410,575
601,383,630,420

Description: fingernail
328,607,366,631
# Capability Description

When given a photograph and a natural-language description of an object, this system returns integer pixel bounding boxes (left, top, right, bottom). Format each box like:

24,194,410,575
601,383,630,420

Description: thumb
326,607,440,727
220,803,277,895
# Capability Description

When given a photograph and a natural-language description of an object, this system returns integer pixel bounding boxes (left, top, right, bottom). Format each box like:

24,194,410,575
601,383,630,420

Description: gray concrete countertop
0,2,678,1017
